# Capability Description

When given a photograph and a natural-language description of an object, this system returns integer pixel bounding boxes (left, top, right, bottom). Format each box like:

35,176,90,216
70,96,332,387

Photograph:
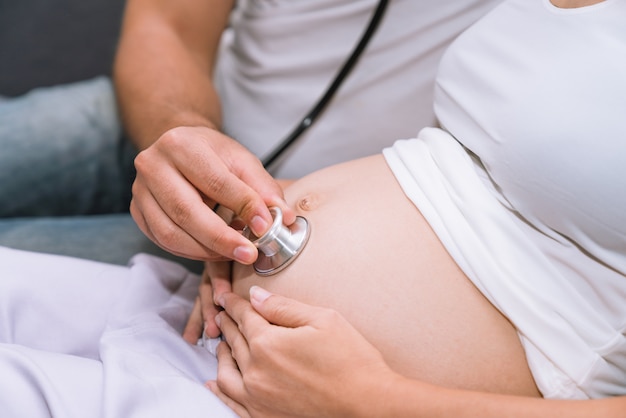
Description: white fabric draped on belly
383,127,626,399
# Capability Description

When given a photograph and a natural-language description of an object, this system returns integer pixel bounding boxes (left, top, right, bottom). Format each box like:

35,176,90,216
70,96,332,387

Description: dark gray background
0,0,126,96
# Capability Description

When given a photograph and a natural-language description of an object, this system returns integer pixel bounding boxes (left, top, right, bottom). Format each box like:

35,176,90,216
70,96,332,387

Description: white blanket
0,246,236,417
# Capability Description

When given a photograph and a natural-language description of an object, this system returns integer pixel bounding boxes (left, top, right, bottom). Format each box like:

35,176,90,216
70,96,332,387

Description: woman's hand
130,125,295,264
182,260,234,344
207,287,397,417
206,289,626,418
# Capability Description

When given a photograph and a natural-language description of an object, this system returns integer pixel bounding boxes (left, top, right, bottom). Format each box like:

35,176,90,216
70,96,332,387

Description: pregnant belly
232,154,539,397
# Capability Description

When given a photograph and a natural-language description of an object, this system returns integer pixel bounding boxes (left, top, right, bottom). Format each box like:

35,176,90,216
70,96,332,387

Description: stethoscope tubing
262,0,390,172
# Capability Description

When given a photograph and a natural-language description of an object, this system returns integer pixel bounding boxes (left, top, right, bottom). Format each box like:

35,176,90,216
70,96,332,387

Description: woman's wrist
346,369,426,418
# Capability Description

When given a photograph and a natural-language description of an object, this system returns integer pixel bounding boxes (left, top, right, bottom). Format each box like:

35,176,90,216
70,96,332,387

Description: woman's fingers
206,260,233,306
206,342,251,418
247,286,320,329
182,296,204,344
216,309,254,371
182,264,225,342
205,380,250,418
197,265,223,339
218,292,271,340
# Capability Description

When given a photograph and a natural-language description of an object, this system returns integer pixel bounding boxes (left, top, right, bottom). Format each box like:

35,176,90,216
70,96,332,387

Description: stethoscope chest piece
243,206,310,276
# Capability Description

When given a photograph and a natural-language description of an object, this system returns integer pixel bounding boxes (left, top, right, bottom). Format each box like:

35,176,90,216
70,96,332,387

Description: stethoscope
245,0,389,276
262,0,390,172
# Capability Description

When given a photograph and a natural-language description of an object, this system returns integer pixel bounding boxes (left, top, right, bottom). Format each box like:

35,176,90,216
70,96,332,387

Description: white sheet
0,246,236,417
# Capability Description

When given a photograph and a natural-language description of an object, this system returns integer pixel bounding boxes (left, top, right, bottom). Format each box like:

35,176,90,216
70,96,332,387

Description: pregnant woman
206,0,626,415
0,0,623,416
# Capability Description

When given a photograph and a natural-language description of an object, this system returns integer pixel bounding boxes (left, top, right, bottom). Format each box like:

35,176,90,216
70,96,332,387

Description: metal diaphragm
243,206,310,276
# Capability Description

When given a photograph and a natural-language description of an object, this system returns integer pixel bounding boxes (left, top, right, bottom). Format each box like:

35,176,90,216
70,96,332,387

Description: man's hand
130,126,295,263
207,287,396,417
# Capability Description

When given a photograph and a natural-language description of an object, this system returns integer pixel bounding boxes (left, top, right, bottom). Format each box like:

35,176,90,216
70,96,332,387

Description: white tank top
384,0,626,398
215,0,501,177
435,0,626,270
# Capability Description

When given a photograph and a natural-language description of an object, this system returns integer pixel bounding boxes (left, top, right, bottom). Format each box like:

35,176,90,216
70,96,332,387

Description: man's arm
112,0,294,263
114,0,231,150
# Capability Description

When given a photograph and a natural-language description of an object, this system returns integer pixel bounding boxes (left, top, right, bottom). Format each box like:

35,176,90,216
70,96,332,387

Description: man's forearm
113,0,231,150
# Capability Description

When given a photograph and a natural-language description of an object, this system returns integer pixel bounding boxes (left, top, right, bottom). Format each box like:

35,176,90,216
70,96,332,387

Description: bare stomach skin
232,154,540,397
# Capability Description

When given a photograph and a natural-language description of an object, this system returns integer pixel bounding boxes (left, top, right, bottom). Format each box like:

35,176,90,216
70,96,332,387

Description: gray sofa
0,0,126,97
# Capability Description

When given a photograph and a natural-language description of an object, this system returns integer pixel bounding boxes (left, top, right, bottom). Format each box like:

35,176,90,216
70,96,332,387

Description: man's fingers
130,177,230,261
163,130,276,239
131,126,294,264
234,156,296,227
182,159,274,238
137,160,258,263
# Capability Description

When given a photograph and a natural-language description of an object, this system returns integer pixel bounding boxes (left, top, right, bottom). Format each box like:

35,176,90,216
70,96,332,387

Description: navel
297,193,320,212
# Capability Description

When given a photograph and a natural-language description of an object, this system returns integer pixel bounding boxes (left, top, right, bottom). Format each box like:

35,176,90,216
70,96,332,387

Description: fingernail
250,215,269,236
214,313,222,327
250,286,272,304
216,293,225,308
233,245,255,264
